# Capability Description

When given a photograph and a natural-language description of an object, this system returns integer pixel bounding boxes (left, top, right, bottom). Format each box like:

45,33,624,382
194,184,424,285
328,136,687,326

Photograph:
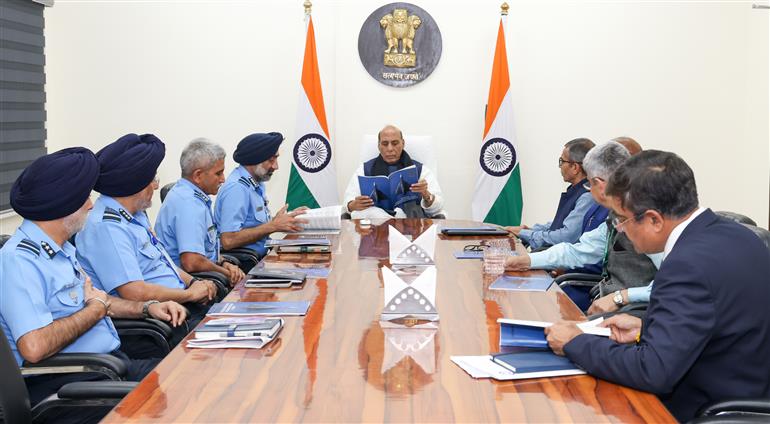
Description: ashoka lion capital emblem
380,9,421,68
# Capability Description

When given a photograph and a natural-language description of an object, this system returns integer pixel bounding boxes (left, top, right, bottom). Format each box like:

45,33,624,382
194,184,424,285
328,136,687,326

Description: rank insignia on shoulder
16,239,40,256
103,208,122,223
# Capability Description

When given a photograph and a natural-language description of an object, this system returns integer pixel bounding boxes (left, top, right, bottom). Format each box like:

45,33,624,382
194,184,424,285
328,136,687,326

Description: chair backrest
160,182,176,203
742,224,770,251
716,211,757,226
0,327,32,423
361,135,438,176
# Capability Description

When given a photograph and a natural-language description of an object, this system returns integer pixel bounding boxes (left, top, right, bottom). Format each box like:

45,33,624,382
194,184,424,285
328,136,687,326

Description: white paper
450,355,516,380
388,225,437,265
299,206,342,231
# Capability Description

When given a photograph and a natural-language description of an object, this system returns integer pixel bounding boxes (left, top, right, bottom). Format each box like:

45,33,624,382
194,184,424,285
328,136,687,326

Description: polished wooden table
103,219,674,423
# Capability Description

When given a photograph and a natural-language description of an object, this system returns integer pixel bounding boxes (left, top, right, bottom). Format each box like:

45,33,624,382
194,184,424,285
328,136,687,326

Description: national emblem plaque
358,3,442,88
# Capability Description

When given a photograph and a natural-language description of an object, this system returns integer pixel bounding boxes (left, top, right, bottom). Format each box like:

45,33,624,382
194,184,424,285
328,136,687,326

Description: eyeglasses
612,211,646,231
558,157,581,167
583,176,604,191
463,244,486,252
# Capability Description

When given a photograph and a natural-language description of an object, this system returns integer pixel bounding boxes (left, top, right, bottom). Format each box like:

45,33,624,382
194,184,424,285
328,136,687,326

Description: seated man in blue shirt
77,134,219,334
215,132,307,258
506,141,661,311
0,148,186,413
546,150,770,421
507,138,600,250
155,138,245,285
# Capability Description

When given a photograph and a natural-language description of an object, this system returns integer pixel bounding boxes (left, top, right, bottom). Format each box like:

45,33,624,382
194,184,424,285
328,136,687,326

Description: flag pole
304,0,312,16
501,2,509,15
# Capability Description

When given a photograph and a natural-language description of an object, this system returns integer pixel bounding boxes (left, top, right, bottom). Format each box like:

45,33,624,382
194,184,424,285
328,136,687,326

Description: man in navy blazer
545,150,770,422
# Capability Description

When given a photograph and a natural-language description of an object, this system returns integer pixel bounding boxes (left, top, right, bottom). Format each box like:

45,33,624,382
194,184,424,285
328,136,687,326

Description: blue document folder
489,275,553,292
499,319,549,348
453,250,484,259
207,301,311,316
357,165,419,211
491,349,583,375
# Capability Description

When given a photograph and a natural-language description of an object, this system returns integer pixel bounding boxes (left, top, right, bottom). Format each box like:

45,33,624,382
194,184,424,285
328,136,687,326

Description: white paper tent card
381,266,438,321
389,225,436,266
380,321,437,375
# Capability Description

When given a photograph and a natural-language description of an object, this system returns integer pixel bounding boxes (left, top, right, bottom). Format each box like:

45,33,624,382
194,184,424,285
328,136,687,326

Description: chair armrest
698,399,770,417
112,318,172,338
220,248,261,273
58,381,138,400
619,302,649,313
554,273,603,284
220,254,241,267
192,271,230,300
21,353,126,380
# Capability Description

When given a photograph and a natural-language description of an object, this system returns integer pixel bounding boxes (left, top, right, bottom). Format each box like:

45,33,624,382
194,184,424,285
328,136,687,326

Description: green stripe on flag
484,165,523,226
286,164,320,209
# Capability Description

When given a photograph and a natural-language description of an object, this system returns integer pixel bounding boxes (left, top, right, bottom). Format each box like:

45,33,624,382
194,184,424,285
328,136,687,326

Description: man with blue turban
0,147,187,419
215,132,307,262
76,134,219,335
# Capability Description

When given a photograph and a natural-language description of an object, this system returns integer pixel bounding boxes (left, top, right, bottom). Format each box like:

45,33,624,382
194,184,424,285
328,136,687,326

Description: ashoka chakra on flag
293,133,332,173
479,137,516,177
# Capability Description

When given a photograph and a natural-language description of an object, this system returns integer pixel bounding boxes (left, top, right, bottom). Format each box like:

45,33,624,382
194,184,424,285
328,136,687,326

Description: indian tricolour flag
471,11,523,226
286,11,338,208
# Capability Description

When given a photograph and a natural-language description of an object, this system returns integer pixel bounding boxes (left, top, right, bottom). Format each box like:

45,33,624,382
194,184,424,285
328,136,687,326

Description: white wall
1,0,767,233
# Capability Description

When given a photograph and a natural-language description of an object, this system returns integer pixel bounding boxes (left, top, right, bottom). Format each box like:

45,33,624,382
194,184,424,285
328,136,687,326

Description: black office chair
688,399,770,423
741,224,770,250
0,327,136,424
159,182,176,203
716,211,757,227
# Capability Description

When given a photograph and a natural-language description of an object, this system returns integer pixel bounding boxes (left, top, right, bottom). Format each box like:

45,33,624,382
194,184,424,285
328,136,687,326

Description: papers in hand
357,165,420,211
381,266,438,321
298,206,342,232
498,317,611,349
489,275,553,292
207,301,311,316
389,225,436,266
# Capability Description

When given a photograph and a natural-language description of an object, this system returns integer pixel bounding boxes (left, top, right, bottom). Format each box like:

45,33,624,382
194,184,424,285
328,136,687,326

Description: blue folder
499,321,548,349
492,349,581,374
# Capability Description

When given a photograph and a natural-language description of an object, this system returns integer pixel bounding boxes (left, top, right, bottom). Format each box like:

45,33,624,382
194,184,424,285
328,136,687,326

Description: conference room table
103,218,674,423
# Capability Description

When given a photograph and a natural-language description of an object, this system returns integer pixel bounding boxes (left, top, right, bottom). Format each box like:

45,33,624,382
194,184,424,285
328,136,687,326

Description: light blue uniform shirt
76,195,185,296
519,192,596,250
155,178,220,266
214,166,271,256
0,220,120,366
530,222,663,282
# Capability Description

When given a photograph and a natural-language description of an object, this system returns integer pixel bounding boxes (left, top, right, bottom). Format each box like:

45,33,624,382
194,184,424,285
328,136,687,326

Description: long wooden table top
103,219,674,423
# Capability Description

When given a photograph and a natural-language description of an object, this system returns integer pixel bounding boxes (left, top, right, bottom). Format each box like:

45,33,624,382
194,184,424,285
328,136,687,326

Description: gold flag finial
501,2,509,15
304,0,312,15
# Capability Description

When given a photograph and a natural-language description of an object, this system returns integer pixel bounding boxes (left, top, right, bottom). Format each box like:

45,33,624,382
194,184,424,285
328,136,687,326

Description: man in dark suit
545,150,770,422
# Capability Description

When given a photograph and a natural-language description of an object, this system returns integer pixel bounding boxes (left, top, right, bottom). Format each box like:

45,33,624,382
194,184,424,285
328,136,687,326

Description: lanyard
601,225,616,280
127,215,185,285
254,184,272,220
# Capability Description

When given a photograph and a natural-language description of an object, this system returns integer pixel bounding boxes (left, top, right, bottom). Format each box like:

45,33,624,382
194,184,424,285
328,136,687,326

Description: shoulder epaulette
193,191,209,203
102,207,122,223
16,239,40,256
237,176,253,188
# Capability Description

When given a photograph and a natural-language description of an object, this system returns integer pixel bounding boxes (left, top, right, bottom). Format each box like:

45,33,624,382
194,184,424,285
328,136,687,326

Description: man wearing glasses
505,141,661,311
506,138,601,250
544,150,770,422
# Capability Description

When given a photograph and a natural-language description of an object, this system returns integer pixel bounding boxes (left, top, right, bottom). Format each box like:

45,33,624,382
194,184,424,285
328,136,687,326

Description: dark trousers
562,285,593,312
24,350,159,423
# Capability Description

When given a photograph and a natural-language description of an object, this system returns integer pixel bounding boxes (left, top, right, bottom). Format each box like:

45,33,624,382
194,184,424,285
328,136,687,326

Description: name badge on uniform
70,290,78,303
256,206,264,212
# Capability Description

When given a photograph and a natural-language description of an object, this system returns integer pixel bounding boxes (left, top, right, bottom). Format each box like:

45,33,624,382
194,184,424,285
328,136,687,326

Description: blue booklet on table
357,165,420,211
491,349,585,378
207,301,311,316
489,275,553,292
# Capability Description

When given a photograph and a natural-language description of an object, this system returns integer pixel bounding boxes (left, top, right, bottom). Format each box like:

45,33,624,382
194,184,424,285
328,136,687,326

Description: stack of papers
187,317,284,349
265,238,331,253
245,268,307,288
207,301,311,316
298,206,342,233
450,350,586,381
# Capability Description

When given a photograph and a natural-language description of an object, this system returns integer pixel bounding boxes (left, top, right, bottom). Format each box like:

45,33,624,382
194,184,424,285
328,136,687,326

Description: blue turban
233,132,283,165
10,147,99,221
94,133,165,197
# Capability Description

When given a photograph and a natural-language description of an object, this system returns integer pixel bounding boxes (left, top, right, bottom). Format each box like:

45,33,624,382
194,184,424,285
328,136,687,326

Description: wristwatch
142,300,160,318
612,290,625,307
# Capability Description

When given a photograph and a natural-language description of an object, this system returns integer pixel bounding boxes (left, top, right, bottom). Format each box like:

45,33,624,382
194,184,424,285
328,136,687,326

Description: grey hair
180,138,226,178
582,141,631,180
